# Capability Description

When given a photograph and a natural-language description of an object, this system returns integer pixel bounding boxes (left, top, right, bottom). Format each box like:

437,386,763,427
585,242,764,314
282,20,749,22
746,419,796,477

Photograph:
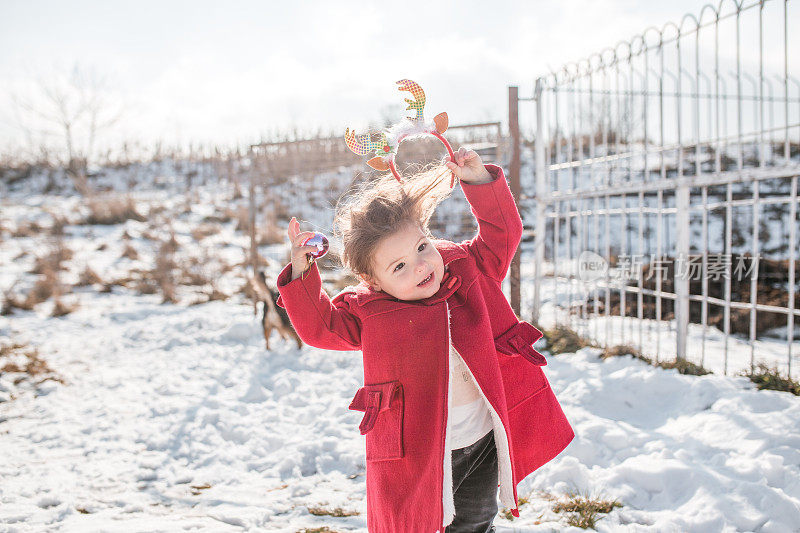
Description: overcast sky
0,0,787,154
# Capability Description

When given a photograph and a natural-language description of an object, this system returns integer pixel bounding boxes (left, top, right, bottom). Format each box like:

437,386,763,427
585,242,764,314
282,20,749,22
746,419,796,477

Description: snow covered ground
1,293,799,532
2,164,800,532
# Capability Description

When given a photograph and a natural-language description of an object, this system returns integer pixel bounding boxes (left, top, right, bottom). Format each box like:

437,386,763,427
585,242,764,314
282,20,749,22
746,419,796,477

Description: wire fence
516,0,800,378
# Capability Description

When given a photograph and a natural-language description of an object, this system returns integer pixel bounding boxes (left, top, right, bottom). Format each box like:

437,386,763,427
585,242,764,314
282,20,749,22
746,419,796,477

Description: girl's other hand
445,147,492,184
287,217,318,280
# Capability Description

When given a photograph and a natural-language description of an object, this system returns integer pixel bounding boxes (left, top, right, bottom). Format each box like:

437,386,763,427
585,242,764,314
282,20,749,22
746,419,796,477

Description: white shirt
448,344,494,450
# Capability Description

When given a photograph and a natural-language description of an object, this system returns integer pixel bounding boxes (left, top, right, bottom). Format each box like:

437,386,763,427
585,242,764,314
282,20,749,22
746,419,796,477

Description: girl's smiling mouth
417,272,434,287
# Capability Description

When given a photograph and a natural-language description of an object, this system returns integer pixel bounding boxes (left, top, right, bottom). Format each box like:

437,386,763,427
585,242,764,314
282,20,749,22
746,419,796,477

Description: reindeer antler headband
345,79,456,186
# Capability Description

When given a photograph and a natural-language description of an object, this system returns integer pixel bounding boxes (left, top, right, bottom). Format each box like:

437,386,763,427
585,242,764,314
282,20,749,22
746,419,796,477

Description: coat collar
346,239,468,307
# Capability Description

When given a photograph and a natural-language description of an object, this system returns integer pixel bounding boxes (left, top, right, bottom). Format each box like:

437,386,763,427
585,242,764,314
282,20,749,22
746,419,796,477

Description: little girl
276,148,575,533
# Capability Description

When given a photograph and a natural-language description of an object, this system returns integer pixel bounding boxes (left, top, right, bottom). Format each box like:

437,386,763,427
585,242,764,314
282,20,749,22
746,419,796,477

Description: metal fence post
675,181,690,361
508,86,521,318
533,79,546,326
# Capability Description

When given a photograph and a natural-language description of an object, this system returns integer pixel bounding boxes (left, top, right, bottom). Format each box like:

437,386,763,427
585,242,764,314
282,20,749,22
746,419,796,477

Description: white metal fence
527,0,800,378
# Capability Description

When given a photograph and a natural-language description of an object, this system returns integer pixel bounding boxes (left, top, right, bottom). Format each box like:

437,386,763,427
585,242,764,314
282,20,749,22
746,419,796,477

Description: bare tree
11,63,123,196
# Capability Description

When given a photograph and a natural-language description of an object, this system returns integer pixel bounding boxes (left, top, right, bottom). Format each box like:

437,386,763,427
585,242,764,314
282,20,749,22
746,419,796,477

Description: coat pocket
494,321,547,366
348,380,404,461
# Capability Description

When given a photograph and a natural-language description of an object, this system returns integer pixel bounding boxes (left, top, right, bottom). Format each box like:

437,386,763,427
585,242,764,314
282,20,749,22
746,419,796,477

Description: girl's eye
392,244,426,273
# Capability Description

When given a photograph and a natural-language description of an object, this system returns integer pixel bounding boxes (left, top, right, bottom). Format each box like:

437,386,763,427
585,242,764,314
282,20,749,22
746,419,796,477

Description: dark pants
445,430,499,533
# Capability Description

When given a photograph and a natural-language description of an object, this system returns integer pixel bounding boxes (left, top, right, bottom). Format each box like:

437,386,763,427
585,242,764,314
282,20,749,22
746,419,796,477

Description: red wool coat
276,164,575,532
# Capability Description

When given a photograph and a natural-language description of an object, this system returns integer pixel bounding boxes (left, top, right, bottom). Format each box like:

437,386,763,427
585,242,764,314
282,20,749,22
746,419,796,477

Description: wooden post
509,86,522,317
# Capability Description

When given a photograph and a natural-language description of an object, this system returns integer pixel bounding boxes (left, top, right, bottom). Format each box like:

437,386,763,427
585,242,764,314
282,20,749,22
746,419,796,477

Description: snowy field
1,294,799,532
2,165,800,532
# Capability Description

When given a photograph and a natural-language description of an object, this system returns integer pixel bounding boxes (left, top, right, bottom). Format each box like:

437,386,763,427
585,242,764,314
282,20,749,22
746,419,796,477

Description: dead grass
543,325,597,355
191,223,221,241
30,239,72,274
77,266,104,287
740,362,800,395
11,220,44,238
121,243,139,260
499,494,531,520
52,297,78,317
551,490,623,529
154,240,178,304
257,223,285,246
148,204,168,218
202,212,232,224
3,268,65,313
656,358,713,376
49,214,68,236
546,326,715,378
162,231,180,254
601,344,640,359
83,195,146,225
189,483,211,496
231,206,251,233
306,506,359,517
0,341,65,390
141,229,159,241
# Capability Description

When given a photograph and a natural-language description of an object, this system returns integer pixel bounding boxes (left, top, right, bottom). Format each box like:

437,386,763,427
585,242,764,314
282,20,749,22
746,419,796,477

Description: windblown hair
334,163,455,278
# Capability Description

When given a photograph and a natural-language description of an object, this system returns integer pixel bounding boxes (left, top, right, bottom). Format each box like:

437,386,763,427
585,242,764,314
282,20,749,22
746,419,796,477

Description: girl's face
361,223,445,301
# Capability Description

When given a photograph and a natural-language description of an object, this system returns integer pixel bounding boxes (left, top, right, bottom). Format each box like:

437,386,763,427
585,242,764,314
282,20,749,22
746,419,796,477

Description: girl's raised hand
445,147,492,184
287,217,317,280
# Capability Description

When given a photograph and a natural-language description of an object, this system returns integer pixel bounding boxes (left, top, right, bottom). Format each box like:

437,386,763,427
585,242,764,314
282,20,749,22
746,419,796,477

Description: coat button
446,277,457,289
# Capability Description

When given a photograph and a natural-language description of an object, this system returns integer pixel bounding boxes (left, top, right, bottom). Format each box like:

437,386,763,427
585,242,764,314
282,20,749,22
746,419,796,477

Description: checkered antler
344,79,455,184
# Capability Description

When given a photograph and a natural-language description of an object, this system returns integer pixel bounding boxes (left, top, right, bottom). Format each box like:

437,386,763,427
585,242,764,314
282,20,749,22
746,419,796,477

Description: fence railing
512,0,800,378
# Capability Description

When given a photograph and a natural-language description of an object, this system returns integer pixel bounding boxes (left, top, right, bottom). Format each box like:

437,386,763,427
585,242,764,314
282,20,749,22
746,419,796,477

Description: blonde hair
334,163,455,278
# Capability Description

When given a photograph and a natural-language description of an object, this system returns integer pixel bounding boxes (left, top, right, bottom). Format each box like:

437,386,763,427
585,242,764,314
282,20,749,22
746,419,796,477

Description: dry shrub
188,286,229,306
26,270,60,306
0,341,65,390
306,506,359,517
141,229,159,241
656,358,712,376
191,223,221,241
84,195,146,225
49,214,68,236
231,181,243,200
77,266,104,286
121,243,139,260
551,491,623,529
544,325,596,355
11,220,44,238
31,239,73,274
52,298,78,317
232,206,251,233
740,362,800,395
218,260,234,274
148,204,167,217
1,287,23,315
163,231,180,254
257,223,285,245
600,344,649,363
4,268,66,313
202,212,232,224
327,272,362,293
179,259,210,286
207,287,228,301
271,198,290,221
154,240,178,303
